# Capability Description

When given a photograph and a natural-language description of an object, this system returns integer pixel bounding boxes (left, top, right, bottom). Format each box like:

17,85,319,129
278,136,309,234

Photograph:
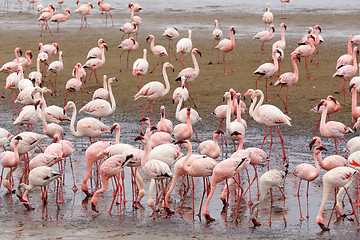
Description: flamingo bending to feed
244,89,291,161
50,8,70,40
293,145,324,221
333,46,359,106
254,48,282,101
47,51,63,96
216,26,235,75
291,34,316,80
250,168,288,227
64,101,111,144
98,0,115,27
157,106,172,134
163,27,179,61
75,0,93,31
90,154,133,213
262,3,273,30
176,29,193,69
132,49,149,106
209,19,223,65
253,25,275,60
118,37,139,72
175,48,201,108
318,99,353,154
274,54,301,113
146,35,168,74
134,62,174,127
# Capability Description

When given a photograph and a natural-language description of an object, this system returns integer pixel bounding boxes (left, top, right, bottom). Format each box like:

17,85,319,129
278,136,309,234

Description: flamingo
176,29,193,69
294,145,324,221
310,25,323,65
0,47,22,74
0,128,12,151
175,48,201,108
216,26,235,75
128,2,141,13
27,0,37,15
146,35,168,74
79,77,117,118
336,34,353,70
13,105,39,131
92,75,109,100
254,48,282,101
38,4,55,37
319,99,353,154
263,3,273,30
47,51,63,96
244,89,291,161
43,43,59,56
75,1,93,31
316,167,358,231
157,106,172,134
98,0,115,27
118,37,139,72
333,46,359,106
309,137,347,171
130,3,141,40
351,35,360,45
90,154,133,213
120,22,137,41
173,107,193,141
253,25,275,60
64,101,111,144
64,64,86,103
28,58,42,83
134,62,174,127
36,0,43,12
15,50,32,70
349,82,360,122
198,130,222,159
209,19,223,65
132,49,149,106
163,27,179,61
272,23,287,75
172,76,189,105
139,118,174,148
83,42,108,93
49,9,70,41
38,43,49,78
87,39,105,59
274,54,301,113
36,100,64,139
291,34,316,80
250,168,287,226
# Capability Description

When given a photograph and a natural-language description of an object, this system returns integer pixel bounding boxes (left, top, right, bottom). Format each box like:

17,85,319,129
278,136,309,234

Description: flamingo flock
1,1,360,236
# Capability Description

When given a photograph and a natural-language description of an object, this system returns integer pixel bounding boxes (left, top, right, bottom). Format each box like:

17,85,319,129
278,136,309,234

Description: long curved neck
313,151,321,176
59,52,63,63
26,53,31,65
183,144,193,172
39,103,48,133
175,97,183,120
101,47,106,63
15,49,20,63
186,112,192,130
292,55,299,75
103,77,108,90
215,20,219,29
314,28,320,45
273,52,279,71
352,87,358,113
281,26,285,44
213,133,220,143
254,92,264,118
13,141,20,165
115,126,120,144
143,50,147,60
108,81,116,113
230,29,235,48
192,52,199,73
69,104,79,137
320,104,328,131
141,140,152,168
130,8,135,22
348,35,353,55
150,37,155,52
162,65,170,95
352,48,358,69
248,95,257,118
65,10,70,19
39,90,48,108
188,30,192,40
317,151,325,169
226,97,232,130
236,101,242,122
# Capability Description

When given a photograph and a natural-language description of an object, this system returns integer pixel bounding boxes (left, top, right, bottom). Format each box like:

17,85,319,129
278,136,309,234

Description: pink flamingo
250,168,287,226
128,2,141,13
311,95,340,137
349,82,360,122
92,75,109,100
38,43,49,78
28,58,42,83
310,25,323,65
75,0,93,31
118,37,139,72
253,25,275,59
291,34,316,79
163,27,179,61
83,43,108,93
351,35,360,45
274,54,301,113
244,89,291,161
64,101,111,144
36,100,64,139
209,19,223,65
98,0,115,27
254,48,282,101
176,29,193,69
90,154,133,213
294,145,324,221
0,47,22,74
262,3,273,30
336,35,353,70
81,140,110,197
47,50,63,96
120,22,137,41
146,35,168,74
134,62,174,127
157,106,172,134
272,23,287,75
319,99,353,154
13,105,39,131
132,49,149,106
175,48,201,108
173,107,192,141
202,155,250,221
130,4,141,40
27,0,37,15
198,130,222,159
64,64,86,103
38,4,55,37
280,0,290,14
333,46,359,106
43,43,59,56
316,167,358,231
87,39,105,59
0,128,12,151
49,8,70,40
309,136,347,171
15,50,32,70
216,26,235,75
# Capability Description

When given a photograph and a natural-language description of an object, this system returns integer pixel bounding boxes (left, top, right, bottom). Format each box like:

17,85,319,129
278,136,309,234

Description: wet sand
0,5,360,240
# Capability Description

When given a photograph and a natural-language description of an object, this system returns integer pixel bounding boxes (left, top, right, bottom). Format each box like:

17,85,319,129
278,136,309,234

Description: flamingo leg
109,12,114,26
275,127,287,161
222,52,234,75
297,180,305,221
304,57,313,80
150,59,160,74
93,71,102,87
254,75,262,89
313,116,321,137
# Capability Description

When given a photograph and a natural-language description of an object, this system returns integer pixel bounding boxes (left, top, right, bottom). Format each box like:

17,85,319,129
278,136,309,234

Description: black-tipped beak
134,136,143,141
309,139,316,150
349,83,355,92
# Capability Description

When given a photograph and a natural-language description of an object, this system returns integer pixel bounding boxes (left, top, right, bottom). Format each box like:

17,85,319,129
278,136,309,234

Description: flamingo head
64,101,75,111
230,26,235,35
326,95,338,105
26,50,33,59
192,48,202,57
164,62,174,72
243,89,255,100
89,3,93,8
174,140,190,148
281,23,287,30
16,47,23,56
349,82,356,92
110,123,120,134
309,136,321,150
98,39,105,45
270,25,275,33
308,27,313,34
102,43,108,51
314,146,327,155
109,77,118,84
128,2,133,9
236,93,242,105
266,3,270,10
223,91,231,102
14,136,22,142
98,0,102,6
65,9,70,14
186,107,191,115
215,129,223,135
160,106,165,117
231,131,242,138
122,154,134,167
315,25,322,33
134,135,144,142
146,35,153,43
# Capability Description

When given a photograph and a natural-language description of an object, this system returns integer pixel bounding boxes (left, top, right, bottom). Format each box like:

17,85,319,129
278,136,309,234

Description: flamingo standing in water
319,99,353,154
209,19,223,65
0,128,12,151
293,145,324,221
75,0,93,31
163,27,179,61
262,3,273,30
176,29,192,69
134,62,174,127
253,25,275,60
216,26,235,75
274,54,301,113
50,8,70,41
175,48,201,108
118,37,139,72
333,46,359,106
291,34,316,80
98,0,115,27
146,35,168,74
244,89,291,161
38,4,55,37
132,49,149,106
47,51,63,96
